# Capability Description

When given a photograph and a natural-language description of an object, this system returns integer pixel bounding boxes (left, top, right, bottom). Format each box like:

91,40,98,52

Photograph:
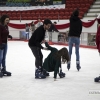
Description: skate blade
35,76,46,79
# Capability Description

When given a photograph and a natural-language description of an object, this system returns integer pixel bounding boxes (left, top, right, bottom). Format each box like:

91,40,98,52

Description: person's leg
30,46,43,69
67,37,74,70
0,49,3,77
30,46,46,78
2,44,11,76
2,44,7,68
26,33,29,40
74,37,81,71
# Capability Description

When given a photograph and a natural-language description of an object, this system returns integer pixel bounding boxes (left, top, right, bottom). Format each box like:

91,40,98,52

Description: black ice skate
35,69,46,79
67,63,70,70
76,64,81,71
0,70,3,78
43,69,49,77
67,61,70,70
59,70,65,78
94,76,100,82
2,68,11,76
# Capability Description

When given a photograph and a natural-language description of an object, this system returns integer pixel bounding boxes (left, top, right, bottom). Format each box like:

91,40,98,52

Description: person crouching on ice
43,42,70,81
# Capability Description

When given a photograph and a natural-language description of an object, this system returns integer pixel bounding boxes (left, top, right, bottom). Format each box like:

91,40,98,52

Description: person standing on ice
28,19,52,79
0,15,12,78
67,8,82,71
94,24,100,82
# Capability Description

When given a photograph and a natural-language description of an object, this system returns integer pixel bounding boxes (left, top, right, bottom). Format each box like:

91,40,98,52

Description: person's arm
8,35,12,39
53,25,59,32
34,31,45,49
35,40,44,49
45,42,55,50
54,61,60,80
80,21,82,34
0,26,5,50
0,26,2,45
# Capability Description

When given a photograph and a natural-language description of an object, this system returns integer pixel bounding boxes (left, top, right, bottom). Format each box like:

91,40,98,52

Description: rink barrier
8,31,97,49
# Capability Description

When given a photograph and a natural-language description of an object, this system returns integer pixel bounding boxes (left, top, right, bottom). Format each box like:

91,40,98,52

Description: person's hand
8,35,13,39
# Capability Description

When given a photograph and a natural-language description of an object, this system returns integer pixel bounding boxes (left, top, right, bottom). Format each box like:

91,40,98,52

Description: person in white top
37,19,43,28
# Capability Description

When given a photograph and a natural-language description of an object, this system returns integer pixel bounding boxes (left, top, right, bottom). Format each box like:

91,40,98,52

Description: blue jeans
26,32,29,40
68,37,80,61
0,43,7,69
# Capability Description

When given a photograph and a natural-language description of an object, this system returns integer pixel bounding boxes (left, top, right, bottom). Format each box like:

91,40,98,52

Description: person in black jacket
43,42,70,81
48,21,59,32
28,19,52,79
67,8,82,71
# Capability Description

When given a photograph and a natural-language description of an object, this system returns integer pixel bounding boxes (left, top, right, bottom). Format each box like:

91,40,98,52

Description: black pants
30,46,43,69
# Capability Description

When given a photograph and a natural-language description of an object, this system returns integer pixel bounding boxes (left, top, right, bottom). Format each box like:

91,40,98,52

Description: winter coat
96,26,100,52
68,11,82,37
43,42,61,78
28,25,46,49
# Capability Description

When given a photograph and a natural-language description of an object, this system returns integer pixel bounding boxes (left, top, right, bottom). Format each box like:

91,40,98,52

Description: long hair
54,47,70,63
0,15,9,25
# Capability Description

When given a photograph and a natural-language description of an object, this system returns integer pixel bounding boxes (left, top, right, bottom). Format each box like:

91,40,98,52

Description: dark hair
55,47,70,63
31,21,34,26
54,21,57,24
43,19,52,25
73,8,79,16
26,23,28,26
0,15,9,25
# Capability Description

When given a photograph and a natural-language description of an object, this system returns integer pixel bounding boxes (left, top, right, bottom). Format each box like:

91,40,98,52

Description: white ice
0,41,100,100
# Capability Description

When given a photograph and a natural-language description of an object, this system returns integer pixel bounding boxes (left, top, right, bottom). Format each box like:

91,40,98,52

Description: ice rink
0,41,100,100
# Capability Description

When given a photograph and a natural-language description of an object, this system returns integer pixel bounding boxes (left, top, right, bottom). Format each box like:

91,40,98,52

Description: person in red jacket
94,24,100,82
96,24,100,54
0,15,12,78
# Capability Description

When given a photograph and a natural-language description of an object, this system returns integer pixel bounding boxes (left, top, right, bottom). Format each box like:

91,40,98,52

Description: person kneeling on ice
43,42,70,81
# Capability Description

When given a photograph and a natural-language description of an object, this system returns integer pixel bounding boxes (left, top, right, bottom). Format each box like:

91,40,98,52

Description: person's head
55,47,70,63
0,15,9,25
26,23,28,26
38,19,41,22
43,19,52,30
73,8,79,17
53,21,57,25
31,21,34,26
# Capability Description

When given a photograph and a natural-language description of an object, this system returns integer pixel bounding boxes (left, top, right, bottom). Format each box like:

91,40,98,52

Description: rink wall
8,19,98,49
8,18,98,38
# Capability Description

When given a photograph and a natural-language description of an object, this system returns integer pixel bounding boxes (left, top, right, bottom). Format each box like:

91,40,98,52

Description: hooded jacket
0,24,9,45
68,9,82,37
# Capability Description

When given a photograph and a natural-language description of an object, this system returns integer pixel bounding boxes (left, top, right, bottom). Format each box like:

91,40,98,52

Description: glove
0,44,5,50
8,35,12,39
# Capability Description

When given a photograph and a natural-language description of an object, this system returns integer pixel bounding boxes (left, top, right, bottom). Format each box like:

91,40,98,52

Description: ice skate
0,70,3,78
76,64,81,71
67,61,70,70
94,76,100,82
67,64,70,70
76,61,81,71
59,70,65,78
35,69,46,79
2,68,11,76
43,69,49,77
